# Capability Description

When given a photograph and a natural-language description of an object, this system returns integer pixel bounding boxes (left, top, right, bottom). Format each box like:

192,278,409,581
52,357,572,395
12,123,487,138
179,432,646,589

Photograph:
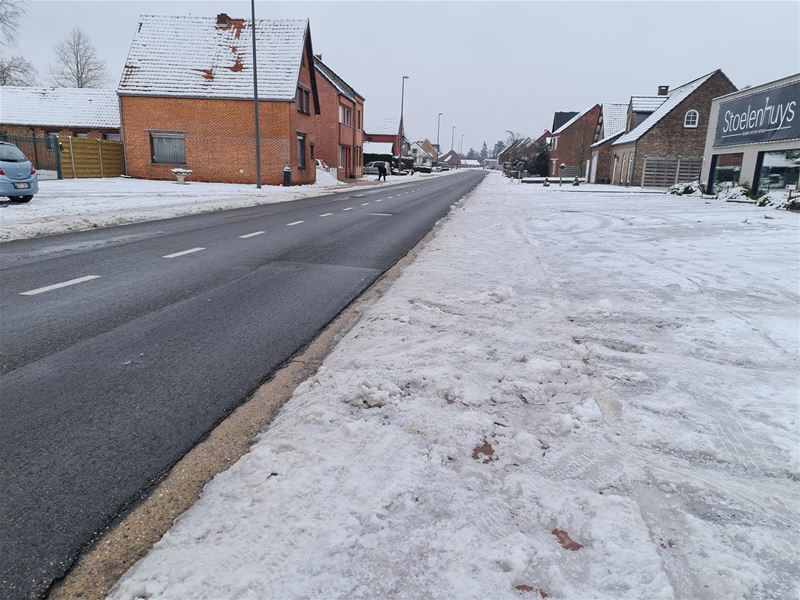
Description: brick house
0,86,120,140
118,13,321,185
364,109,404,157
548,104,602,177
312,55,364,180
416,138,438,163
438,149,460,167
587,103,628,183
611,70,736,187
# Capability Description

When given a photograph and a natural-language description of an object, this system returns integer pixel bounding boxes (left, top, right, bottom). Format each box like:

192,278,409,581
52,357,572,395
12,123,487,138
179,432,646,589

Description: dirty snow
0,168,455,242
110,173,799,600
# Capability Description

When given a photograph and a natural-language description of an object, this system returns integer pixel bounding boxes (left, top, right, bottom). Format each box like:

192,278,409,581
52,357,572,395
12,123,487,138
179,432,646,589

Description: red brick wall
590,139,616,183
549,104,602,176
309,73,364,180
612,71,736,185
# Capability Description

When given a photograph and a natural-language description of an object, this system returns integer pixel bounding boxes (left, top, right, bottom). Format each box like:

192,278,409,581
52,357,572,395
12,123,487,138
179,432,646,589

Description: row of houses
545,69,739,187
0,13,408,185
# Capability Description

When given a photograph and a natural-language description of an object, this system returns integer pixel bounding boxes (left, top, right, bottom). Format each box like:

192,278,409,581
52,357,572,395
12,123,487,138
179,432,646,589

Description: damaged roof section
118,14,308,101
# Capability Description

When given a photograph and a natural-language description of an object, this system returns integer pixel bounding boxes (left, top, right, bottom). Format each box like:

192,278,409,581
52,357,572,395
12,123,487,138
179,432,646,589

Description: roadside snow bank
111,173,799,600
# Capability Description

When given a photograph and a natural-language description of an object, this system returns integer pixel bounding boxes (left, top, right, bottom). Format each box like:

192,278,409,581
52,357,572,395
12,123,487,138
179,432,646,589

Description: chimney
658,85,669,96
216,13,230,27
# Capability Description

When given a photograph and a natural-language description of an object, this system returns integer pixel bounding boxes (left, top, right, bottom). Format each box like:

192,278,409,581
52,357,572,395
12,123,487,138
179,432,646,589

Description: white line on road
368,213,393,217
319,212,333,217
20,275,101,296
361,202,369,206
287,221,305,226
342,207,353,211
375,199,383,202
238,231,265,239
162,247,205,259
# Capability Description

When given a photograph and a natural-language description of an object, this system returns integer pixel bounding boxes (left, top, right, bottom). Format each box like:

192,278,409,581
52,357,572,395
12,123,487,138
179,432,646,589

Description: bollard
283,166,291,187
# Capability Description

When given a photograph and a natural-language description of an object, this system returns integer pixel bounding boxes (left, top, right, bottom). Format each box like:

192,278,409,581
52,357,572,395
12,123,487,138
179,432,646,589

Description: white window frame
684,109,699,128
339,105,352,126
150,131,186,165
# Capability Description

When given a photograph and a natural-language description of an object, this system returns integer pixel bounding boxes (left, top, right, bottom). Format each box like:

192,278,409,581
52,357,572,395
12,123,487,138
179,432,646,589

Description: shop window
710,153,743,192
150,132,186,164
756,149,800,194
684,110,699,128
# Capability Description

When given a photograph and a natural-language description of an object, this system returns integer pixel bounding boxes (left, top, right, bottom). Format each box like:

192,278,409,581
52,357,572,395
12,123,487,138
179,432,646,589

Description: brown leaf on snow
472,441,495,463
515,584,534,592
552,528,584,551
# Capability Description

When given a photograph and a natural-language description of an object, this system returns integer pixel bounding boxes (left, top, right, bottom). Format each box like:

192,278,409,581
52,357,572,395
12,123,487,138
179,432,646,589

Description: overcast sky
13,0,800,152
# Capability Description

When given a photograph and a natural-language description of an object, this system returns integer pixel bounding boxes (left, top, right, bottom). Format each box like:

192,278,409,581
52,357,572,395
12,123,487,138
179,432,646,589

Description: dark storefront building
702,73,800,194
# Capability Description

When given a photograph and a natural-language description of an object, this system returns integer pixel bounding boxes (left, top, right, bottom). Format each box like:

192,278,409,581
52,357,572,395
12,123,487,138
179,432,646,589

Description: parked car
364,161,390,175
0,141,38,202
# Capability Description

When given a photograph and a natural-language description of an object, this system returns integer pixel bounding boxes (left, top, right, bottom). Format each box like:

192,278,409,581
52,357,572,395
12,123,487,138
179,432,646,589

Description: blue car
0,141,39,203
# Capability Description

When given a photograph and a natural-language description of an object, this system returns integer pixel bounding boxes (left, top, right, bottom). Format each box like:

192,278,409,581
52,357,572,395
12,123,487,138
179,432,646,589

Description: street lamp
250,0,261,188
400,75,409,172
451,125,455,151
459,134,464,155
436,112,443,152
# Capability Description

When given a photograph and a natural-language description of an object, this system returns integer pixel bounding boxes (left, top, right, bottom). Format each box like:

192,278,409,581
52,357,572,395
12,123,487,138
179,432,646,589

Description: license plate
13,183,30,189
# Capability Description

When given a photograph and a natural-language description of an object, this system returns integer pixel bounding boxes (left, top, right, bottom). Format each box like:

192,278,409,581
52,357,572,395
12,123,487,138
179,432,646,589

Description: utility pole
250,0,261,188
451,125,455,151
459,134,464,155
399,75,409,172
436,112,443,151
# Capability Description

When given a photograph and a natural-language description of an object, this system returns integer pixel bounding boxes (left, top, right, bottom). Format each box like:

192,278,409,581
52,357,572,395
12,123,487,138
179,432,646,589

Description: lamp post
459,134,464,155
250,0,261,188
436,112,443,152
451,125,455,151
399,75,409,172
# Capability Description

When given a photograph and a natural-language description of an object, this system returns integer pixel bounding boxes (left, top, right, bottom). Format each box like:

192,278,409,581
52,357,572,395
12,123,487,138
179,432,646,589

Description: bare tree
0,54,36,85
49,27,107,88
0,0,26,48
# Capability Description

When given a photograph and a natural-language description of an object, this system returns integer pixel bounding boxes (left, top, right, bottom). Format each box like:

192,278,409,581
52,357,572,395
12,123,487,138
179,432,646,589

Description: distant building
611,69,736,186
483,158,499,169
313,55,365,180
701,73,800,194
588,103,629,183
415,138,439,163
548,105,602,177
364,108,404,157
438,149,460,167
410,141,434,168
117,13,322,185
460,158,481,168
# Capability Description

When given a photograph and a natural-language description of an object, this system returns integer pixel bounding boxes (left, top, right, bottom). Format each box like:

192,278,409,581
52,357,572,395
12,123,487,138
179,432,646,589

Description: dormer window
684,109,699,128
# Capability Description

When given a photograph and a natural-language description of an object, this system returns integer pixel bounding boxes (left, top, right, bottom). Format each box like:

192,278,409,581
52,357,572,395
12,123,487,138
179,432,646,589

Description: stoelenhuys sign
714,81,800,147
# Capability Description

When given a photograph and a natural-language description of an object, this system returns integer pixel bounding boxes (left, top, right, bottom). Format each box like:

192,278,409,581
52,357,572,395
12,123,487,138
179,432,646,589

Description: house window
357,109,362,129
297,87,310,114
297,133,306,168
684,109,699,128
150,132,186,164
339,105,352,126
75,133,89,139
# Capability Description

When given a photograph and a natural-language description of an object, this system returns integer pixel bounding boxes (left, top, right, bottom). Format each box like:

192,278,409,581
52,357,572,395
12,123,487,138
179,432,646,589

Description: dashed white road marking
238,231,265,239
342,207,354,211
162,247,205,259
20,275,101,296
319,212,333,217
368,213,393,216
361,202,369,206
287,220,305,226
375,199,383,202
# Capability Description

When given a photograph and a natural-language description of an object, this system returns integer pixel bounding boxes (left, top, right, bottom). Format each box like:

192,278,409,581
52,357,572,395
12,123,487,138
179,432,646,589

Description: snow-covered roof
363,141,393,155
460,159,481,166
630,96,668,113
411,142,433,158
590,130,624,148
118,14,308,100
601,103,628,137
0,87,120,129
614,72,718,146
552,105,596,135
365,109,401,136
314,57,362,103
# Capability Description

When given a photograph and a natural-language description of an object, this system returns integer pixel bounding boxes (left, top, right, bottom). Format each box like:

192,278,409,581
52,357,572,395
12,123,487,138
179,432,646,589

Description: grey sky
13,0,800,153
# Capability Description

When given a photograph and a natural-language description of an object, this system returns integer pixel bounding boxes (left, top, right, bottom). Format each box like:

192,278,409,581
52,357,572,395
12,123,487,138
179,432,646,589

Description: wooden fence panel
60,137,124,179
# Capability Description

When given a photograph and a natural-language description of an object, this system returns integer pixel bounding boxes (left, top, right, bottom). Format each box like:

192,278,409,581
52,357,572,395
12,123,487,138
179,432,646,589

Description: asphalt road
0,170,486,599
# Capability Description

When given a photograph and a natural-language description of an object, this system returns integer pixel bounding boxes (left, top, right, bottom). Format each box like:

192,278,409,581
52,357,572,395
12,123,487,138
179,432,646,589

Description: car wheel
11,195,33,203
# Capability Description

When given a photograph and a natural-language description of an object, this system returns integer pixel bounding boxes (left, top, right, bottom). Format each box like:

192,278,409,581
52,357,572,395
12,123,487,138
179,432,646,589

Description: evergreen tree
492,140,505,159
480,142,488,160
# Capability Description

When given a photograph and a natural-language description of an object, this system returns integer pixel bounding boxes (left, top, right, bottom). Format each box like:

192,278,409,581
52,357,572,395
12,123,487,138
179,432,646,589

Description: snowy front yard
0,169,457,242
111,173,799,600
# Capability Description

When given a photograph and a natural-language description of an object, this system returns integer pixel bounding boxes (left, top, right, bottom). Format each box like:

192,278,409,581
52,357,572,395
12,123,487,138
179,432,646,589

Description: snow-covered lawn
110,173,799,600
0,168,457,242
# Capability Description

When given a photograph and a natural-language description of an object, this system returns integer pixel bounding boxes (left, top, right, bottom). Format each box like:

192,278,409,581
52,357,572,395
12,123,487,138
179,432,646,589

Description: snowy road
112,173,799,599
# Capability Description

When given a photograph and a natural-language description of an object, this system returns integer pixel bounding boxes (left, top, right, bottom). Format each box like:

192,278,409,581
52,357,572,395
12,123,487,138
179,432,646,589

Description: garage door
642,156,703,187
